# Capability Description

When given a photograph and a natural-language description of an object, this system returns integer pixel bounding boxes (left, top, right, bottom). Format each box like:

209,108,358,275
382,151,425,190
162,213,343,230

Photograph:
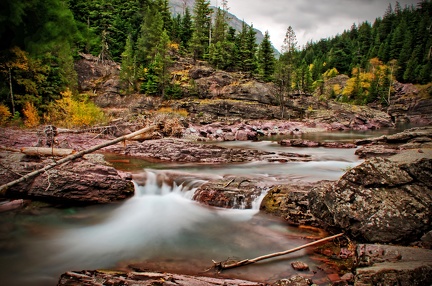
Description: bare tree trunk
8,67,15,114
0,125,159,194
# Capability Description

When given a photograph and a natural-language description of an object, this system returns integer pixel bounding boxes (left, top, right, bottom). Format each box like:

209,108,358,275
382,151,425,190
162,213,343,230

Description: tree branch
212,233,344,271
0,124,159,194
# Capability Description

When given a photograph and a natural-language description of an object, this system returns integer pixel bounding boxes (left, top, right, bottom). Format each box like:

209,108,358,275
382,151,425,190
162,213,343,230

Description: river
0,128,402,285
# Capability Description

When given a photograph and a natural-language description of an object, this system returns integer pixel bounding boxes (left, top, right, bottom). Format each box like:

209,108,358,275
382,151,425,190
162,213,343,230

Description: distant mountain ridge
168,0,280,55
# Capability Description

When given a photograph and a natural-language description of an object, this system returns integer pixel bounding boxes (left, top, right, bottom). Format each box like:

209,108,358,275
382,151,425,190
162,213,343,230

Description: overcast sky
210,0,421,51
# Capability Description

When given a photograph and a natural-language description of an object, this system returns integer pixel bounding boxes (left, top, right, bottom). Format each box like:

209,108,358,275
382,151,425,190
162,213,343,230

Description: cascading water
0,140,366,286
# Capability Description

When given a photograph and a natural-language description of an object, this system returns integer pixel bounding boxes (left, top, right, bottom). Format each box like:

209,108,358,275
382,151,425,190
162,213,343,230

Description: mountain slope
168,0,279,54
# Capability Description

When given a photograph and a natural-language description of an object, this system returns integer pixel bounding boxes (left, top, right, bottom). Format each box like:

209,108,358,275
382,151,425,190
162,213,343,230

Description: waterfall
134,169,207,198
134,170,269,211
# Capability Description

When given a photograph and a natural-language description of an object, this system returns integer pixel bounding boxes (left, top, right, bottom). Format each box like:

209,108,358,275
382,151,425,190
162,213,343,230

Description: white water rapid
4,170,273,286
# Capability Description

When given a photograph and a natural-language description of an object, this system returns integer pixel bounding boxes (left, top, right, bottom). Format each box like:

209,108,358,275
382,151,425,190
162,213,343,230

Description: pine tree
190,0,212,60
136,4,164,66
180,8,193,49
257,31,275,82
120,35,136,93
274,26,298,119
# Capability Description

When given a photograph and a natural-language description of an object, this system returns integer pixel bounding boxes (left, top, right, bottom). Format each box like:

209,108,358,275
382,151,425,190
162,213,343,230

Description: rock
388,82,432,125
420,231,432,249
3,157,134,205
260,184,323,226
320,142,356,148
272,275,313,286
291,261,309,271
354,244,432,286
308,157,432,244
57,270,263,286
280,139,319,147
354,144,399,158
340,272,354,283
0,199,25,212
193,176,268,209
356,126,432,146
280,139,356,148
110,138,274,164
189,65,215,79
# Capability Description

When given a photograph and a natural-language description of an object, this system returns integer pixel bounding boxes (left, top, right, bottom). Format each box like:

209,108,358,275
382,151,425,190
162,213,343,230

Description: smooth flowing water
0,129,396,285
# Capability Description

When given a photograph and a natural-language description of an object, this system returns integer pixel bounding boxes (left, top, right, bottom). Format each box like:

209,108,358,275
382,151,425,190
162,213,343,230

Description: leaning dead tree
0,124,159,194
211,233,344,271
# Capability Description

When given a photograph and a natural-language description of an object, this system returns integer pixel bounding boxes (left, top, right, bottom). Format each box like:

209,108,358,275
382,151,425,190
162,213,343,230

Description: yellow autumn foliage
23,102,40,128
156,107,188,117
45,89,106,128
0,104,12,125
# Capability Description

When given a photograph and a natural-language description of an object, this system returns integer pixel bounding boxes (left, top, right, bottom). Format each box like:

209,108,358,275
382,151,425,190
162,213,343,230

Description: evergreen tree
120,35,136,93
274,26,297,119
180,8,193,50
257,31,275,82
190,0,212,60
136,4,165,66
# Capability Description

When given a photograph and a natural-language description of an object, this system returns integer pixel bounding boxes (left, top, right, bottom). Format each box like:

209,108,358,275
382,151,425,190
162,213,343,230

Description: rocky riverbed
1,124,432,285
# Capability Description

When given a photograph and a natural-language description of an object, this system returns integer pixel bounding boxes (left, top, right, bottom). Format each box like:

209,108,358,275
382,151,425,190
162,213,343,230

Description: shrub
0,104,12,125
23,102,40,128
46,89,106,128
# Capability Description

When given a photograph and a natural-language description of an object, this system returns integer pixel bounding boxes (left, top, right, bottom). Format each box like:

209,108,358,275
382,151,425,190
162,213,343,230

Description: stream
0,128,404,285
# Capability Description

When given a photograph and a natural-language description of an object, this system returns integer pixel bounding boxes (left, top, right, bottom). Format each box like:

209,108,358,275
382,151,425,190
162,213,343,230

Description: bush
0,104,12,125
23,102,40,128
46,89,106,128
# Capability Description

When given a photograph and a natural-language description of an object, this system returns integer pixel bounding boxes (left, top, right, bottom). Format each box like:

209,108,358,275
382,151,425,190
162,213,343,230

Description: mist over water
0,138,366,286
1,170,287,286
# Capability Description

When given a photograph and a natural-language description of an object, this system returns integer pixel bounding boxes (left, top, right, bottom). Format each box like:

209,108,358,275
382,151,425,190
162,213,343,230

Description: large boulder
193,176,269,209
308,156,432,244
2,153,134,205
260,183,325,226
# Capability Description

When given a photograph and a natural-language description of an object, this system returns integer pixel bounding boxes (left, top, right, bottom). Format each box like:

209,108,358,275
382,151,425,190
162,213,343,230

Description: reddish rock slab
57,270,264,286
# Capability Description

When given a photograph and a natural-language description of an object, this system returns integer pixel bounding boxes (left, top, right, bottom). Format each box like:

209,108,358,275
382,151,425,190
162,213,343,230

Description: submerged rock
308,156,432,244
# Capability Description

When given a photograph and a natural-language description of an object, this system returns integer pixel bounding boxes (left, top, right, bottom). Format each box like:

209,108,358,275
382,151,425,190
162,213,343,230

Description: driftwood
0,124,159,194
212,233,344,271
20,147,76,157
0,146,21,152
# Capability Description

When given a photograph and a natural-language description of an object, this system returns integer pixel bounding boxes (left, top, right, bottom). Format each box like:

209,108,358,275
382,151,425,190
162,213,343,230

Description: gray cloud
213,0,420,50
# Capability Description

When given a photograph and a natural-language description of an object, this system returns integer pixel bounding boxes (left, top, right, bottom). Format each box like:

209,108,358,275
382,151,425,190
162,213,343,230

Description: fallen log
0,124,159,194
20,147,76,157
0,146,21,152
212,233,344,271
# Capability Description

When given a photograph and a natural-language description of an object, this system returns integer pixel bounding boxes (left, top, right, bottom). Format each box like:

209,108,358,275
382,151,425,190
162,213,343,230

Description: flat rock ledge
355,126,432,158
57,270,263,286
109,138,311,163
355,244,432,285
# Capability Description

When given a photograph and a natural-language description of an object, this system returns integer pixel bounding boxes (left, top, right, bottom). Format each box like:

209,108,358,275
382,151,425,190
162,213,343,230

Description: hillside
168,0,279,54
